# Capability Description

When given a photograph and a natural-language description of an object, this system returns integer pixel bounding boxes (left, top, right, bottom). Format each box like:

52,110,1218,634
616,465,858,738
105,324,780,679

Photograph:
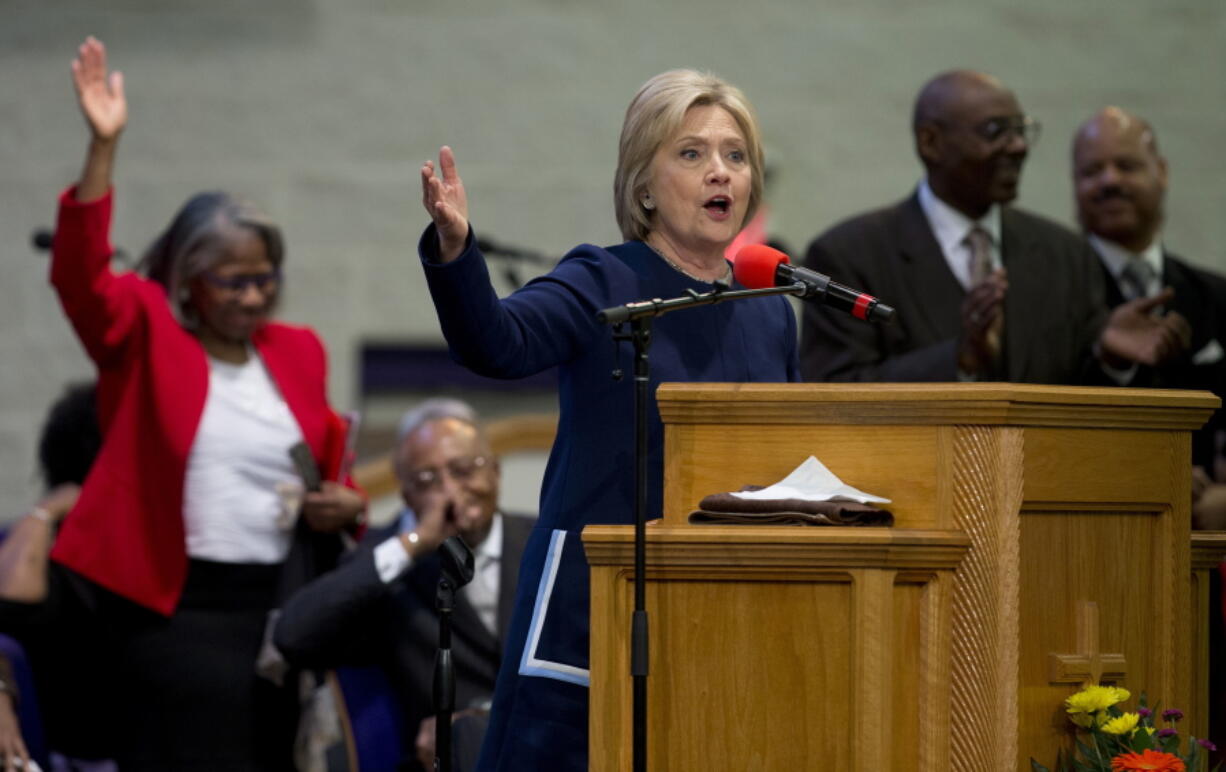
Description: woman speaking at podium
418,70,800,769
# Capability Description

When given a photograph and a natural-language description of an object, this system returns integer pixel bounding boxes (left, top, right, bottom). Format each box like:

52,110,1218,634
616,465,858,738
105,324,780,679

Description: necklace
646,241,733,285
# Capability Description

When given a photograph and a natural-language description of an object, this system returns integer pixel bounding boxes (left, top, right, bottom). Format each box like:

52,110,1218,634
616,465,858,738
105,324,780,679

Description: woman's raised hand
420,146,469,262
72,36,127,142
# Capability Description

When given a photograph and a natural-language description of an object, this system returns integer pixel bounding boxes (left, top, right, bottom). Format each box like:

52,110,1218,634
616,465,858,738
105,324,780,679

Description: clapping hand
1099,288,1192,368
421,146,470,262
72,36,126,142
958,268,1008,375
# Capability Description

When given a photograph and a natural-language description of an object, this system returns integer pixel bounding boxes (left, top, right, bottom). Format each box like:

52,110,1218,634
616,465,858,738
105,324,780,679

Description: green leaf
1075,736,1100,763
1131,730,1153,752
1071,758,1097,772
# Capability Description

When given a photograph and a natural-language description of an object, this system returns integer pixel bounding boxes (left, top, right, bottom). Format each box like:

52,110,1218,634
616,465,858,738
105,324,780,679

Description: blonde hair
614,69,765,242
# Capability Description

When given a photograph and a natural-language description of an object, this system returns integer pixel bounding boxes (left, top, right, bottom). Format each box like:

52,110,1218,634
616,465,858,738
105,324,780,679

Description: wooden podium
583,383,1217,771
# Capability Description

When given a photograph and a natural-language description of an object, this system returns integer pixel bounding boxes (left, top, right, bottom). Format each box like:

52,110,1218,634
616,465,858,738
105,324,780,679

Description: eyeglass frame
951,115,1039,148
403,455,493,492
198,268,282,295
938,114,1042,148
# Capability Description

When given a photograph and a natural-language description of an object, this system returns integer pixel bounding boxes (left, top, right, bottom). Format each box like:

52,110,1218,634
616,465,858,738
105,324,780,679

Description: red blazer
49,187,353,616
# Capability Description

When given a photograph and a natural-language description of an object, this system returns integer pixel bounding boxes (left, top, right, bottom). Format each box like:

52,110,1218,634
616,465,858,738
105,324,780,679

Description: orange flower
1110,749,1186,771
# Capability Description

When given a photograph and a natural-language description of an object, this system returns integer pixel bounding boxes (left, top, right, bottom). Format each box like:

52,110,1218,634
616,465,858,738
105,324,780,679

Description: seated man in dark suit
274,398,533,772
801,69,1182,384
1073,106,1226,528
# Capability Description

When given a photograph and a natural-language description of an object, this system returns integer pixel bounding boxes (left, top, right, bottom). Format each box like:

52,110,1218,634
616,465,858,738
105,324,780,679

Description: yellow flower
1066,686,1131,715
1102,712,1141,736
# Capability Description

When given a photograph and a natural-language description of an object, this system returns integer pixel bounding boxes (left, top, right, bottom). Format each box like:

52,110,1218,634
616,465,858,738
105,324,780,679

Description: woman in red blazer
46,37,365,771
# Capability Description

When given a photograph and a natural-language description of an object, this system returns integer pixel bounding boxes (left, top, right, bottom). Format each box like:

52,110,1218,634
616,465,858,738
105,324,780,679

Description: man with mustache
801,70,1174,384
1073,106,1226,528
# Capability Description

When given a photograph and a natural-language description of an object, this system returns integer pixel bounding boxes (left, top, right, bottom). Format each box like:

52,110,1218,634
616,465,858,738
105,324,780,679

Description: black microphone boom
777,262,895,324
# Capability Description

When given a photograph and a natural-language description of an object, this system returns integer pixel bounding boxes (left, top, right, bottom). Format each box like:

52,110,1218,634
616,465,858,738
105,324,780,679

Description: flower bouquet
1031,685,1219,772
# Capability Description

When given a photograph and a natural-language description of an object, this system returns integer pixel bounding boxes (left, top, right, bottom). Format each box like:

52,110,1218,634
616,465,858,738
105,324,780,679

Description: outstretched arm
71,36,127,202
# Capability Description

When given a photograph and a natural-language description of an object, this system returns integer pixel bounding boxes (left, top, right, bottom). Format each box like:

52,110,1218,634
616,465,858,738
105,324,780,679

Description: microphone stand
475,237,557,291
434,536,475,772
596,282,805,772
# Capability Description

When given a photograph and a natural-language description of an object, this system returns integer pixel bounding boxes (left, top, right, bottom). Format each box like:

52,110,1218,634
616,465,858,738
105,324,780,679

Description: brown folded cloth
688,486,893,527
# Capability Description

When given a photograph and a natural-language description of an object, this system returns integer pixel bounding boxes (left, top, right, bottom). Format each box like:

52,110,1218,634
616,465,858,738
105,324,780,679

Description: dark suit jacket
1097,250,1226,470
801,192,1107,384
273,514,534,770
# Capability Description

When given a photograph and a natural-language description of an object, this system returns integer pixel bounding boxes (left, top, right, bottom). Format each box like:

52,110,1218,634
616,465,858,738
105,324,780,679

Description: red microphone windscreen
733,244,790,288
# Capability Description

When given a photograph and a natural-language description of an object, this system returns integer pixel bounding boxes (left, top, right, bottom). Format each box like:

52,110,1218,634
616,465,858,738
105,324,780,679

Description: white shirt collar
916,180,1003,290
1087,233,1164,287
473,512,503,563
917,178,1003,256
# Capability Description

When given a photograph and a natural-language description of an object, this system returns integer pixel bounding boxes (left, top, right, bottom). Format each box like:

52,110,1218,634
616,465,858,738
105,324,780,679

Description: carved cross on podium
1048,600,1129,686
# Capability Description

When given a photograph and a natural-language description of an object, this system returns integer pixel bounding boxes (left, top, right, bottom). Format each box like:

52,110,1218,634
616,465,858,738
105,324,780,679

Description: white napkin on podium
728,456,890,504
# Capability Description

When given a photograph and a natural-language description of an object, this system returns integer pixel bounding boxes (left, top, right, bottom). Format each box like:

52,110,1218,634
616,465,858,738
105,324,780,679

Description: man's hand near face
399,488,458,559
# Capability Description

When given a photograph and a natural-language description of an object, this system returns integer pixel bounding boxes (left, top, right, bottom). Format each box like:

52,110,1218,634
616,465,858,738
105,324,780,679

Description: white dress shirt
1088,234,1164,299
917,179,1003,289
1087,235,1166,385
373,512,504,635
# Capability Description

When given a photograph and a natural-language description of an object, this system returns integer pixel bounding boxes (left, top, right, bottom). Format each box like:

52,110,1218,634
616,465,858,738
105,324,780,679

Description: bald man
801,70,1175,384
1074,107,1226,527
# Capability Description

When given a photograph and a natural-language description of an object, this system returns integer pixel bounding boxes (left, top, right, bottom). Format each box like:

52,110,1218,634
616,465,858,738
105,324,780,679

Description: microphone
32,228,54,251
31,227,131,266
734,244,895,324
438,535,475,589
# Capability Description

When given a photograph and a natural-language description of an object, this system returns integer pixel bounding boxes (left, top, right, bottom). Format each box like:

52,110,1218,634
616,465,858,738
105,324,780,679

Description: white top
917,179,1003,289
373,511,504,634
183,348,304,563
1088,234,1164,299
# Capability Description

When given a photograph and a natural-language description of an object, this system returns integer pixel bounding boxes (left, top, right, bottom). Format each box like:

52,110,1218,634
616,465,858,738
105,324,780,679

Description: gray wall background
3,0,1224,515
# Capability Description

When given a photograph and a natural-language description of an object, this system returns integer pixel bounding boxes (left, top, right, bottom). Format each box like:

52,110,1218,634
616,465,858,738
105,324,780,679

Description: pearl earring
642,195,655,211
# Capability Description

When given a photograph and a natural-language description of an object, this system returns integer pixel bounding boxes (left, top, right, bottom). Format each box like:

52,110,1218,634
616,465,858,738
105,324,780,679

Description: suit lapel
896,194,966,339
999,209,1041,381
1164,254,1216,354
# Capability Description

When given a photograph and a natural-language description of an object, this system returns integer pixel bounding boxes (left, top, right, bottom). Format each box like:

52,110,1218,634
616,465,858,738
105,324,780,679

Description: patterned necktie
965,226,993,285
1120,258,1156,301
964,226,1001,365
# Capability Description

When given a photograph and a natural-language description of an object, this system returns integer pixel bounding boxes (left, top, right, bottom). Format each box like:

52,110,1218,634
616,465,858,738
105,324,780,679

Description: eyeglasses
200,269,281,295
404,455,490,492
968,115,1042,147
